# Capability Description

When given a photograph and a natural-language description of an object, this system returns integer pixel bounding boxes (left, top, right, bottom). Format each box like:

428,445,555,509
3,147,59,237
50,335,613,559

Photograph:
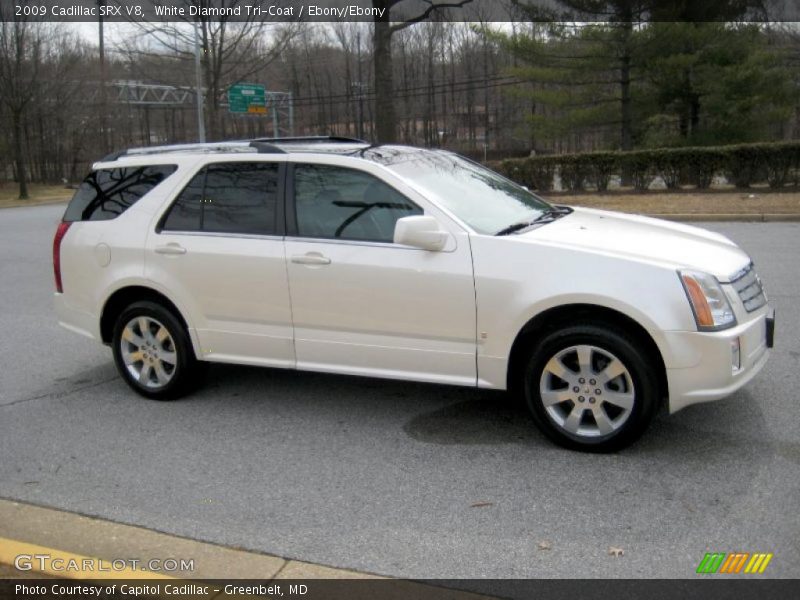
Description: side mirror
394,216,449,251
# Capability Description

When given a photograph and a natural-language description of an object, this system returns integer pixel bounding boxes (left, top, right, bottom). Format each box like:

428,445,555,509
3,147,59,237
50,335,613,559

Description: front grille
730,263,767,312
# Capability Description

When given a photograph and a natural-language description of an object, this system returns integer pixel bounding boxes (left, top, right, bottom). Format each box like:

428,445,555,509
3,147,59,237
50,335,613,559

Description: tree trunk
373,12,397,143
690,93,700,137
201,23,217,140
206,80,220,141
426,31,436,146
618,15,634,186
619,20,633,152
679,109,689,139
482,37,490,151
680,70,693,139
12,110,29,200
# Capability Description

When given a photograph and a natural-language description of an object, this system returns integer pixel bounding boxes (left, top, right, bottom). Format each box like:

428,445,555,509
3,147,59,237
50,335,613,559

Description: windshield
381,151,552,234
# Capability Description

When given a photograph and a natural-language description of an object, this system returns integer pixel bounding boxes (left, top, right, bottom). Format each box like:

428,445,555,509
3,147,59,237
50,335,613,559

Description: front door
284,163,476,386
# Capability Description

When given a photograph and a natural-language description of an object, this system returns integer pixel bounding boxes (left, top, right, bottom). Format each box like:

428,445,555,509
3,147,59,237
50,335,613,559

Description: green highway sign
228,83,267,114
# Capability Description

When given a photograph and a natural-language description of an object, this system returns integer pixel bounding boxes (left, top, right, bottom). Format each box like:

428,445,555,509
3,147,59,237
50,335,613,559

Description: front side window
293,165,421,243
64,165,177,222
161,162,279,235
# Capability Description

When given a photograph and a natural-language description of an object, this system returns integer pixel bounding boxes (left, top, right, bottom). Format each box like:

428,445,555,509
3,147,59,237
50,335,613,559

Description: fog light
731,337,741,371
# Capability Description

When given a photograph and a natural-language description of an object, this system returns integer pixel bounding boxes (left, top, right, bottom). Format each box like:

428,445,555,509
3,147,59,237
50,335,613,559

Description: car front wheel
523,323,659,452
111,301,201,400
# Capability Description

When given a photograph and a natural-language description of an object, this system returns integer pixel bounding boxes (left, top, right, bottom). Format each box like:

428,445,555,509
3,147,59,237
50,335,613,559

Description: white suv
53,137,774,451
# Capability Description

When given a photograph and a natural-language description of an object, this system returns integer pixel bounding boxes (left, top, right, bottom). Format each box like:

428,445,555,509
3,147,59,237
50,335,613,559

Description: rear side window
64,165,177,222
161,162,279,235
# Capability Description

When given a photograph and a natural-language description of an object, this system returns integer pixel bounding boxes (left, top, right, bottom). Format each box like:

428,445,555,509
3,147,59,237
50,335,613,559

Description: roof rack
99,140,285,162
251,136,367,144
98,136,367,162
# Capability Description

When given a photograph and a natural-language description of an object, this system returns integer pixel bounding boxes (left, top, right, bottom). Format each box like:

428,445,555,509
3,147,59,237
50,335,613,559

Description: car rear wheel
112,301,202,400
523,323,659,452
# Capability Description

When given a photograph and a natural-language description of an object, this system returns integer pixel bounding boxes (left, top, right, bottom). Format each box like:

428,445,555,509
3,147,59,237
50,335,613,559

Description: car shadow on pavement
188,363,786,532
197,361,546,442
403,396,542,446
193,362,781,463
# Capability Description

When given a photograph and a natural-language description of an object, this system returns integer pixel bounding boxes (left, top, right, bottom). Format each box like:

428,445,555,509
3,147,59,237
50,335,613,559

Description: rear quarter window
64,165,177,222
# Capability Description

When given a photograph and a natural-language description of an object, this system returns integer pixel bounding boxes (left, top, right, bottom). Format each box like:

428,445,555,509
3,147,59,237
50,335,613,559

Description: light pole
193,21,206,143
98,0,108,151
355,30,364,140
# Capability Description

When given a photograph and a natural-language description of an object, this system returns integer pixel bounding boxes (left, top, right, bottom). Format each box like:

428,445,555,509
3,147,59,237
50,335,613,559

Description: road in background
1,204,798,578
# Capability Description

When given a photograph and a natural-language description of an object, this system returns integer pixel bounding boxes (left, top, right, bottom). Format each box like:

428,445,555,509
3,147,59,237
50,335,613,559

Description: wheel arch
506,303,668,403
100,286,194,348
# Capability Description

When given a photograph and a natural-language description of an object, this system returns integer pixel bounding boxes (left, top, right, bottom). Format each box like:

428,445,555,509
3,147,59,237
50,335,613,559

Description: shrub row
492,142,800,192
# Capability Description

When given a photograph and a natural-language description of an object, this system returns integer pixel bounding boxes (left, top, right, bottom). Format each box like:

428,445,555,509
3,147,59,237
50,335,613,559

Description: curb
0,499,495,599
0,499,366,580
0,198,70,210
1,201,798,222
0,198,800,223
647,213,800,222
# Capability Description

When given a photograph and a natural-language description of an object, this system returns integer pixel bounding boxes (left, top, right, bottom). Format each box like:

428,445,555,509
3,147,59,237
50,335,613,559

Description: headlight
679,270,737,331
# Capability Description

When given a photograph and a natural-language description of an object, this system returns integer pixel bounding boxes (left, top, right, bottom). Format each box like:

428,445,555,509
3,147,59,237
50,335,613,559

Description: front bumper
665,306,773,413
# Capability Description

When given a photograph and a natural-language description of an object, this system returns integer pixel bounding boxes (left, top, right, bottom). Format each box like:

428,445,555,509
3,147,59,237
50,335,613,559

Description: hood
520,207,750,281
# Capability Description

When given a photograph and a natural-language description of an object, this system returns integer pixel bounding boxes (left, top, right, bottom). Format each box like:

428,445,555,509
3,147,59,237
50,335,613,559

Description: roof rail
252,136,367,144
248,141,286,154
98,137,362,162
98,140,289,161
125,141,252,156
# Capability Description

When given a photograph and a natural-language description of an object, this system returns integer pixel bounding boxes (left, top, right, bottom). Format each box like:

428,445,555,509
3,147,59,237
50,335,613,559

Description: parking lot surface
1,204,798,578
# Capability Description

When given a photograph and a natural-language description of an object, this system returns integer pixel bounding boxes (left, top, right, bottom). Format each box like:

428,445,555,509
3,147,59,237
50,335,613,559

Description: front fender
471,236,699,389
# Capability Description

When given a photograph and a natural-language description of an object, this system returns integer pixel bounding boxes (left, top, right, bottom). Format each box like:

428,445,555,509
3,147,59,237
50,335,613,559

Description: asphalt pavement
0,204,798,579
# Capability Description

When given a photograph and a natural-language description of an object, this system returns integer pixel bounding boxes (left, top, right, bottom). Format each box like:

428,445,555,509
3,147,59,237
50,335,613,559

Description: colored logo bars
696,552,773,574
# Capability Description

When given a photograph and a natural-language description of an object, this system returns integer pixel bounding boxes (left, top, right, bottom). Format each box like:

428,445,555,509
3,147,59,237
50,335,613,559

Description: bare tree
128,1,297,140
331,22,372,138
0,3,44,199
371,0,473,143
29,30,89,182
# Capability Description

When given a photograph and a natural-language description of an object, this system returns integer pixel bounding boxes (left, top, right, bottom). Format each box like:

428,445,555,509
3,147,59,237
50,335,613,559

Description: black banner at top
2,0,800,23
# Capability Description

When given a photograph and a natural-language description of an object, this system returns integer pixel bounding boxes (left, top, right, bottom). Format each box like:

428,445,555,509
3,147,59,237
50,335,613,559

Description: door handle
154,243,187,256
291,253,331,266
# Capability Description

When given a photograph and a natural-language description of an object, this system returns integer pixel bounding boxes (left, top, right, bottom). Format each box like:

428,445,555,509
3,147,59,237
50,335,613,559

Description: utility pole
288,92,294,136
355,30,364,140
98,0,108,152
193,21,206,142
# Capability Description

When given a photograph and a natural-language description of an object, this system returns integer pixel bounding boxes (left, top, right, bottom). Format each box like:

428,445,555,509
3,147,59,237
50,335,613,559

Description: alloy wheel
119,316,178,389
538,344,635,439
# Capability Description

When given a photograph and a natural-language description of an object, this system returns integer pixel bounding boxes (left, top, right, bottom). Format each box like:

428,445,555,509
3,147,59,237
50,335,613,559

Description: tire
111,300,203,400
522,323,660,452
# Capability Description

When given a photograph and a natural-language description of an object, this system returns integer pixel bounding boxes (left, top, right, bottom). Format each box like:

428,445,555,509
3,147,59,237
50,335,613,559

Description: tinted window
64,165,177,222
294,165,421,242
160,167,204,232
161,162,279,235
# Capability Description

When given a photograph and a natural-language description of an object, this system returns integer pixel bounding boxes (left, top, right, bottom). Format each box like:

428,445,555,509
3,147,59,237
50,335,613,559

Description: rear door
145,160,294,368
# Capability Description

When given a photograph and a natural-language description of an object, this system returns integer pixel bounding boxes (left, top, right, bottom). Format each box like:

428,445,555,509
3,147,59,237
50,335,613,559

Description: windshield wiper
495,207,572,236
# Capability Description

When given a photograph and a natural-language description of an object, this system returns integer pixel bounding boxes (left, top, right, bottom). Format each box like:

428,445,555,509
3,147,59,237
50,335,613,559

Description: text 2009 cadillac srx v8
53,138,775,451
